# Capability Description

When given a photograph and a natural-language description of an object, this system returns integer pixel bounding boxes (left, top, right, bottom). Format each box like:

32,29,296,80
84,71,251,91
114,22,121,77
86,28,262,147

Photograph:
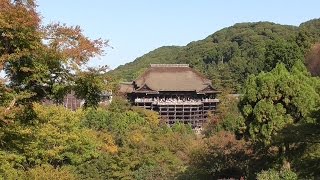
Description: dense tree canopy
74,66,109,108
111,20,320,92
1,1,320,179
236,61,320,179
0,0,107,104
240,62,320,144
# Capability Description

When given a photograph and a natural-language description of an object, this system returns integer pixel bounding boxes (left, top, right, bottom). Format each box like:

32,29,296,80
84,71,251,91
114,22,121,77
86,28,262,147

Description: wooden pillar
174,104,176,121
182,104,185,122
189,105,192,120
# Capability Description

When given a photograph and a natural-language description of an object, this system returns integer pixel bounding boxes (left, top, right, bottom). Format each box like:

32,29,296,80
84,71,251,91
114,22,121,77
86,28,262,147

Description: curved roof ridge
150,64,189,67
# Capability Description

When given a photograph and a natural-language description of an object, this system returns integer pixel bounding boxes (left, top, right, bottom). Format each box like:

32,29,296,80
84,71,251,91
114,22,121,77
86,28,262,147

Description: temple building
119,64,220,128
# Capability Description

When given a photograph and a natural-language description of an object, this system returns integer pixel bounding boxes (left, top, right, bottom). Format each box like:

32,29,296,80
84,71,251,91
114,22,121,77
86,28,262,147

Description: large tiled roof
133,64,214,92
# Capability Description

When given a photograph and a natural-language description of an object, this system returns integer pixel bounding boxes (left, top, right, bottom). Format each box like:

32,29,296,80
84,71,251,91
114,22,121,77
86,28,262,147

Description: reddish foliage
0,0,41,68
306,43,320,76
188,131,252,178
44,23,108,65
0,0,40,29
205,131,252,155
0,0,108,70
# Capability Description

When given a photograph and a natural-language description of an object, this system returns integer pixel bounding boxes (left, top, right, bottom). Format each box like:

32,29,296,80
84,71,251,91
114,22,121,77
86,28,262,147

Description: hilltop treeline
111,19,320,92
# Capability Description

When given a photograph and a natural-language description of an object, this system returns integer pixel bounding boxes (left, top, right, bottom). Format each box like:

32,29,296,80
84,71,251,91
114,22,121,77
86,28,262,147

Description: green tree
78,107,193,180
0,0,107,104
1,104,101,167
74,66,109,108
257,168,298,180
203,93,246,137
22,164,77,180
273,122,320,179
110,20,320,93
240,62,320,144
264,39,304,71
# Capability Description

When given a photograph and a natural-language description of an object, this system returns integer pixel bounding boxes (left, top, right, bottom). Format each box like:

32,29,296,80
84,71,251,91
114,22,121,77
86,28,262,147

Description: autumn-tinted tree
306,43,320,76
179,131,251,179
3,2,320,178
0,1,110,178
0,0,107,104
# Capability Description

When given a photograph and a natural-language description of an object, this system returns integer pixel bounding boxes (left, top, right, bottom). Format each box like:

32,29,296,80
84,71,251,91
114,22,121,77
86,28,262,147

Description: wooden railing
134,98,219,104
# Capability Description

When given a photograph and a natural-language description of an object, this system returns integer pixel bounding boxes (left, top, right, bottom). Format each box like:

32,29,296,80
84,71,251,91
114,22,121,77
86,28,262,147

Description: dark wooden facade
119,64,220,128
42,91,112,111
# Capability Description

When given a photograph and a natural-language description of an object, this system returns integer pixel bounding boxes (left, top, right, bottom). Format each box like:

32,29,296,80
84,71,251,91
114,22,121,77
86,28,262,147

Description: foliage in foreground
240,61,320,144
238,62,320,179
1,1,320,179
0,98,197,179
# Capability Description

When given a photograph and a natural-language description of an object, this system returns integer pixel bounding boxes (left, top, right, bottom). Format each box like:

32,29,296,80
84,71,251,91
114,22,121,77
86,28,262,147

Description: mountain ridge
110,19,320,92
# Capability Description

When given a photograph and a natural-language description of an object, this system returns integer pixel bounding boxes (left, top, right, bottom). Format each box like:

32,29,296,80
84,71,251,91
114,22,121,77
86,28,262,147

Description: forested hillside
111,19,320,92
1,0,320,179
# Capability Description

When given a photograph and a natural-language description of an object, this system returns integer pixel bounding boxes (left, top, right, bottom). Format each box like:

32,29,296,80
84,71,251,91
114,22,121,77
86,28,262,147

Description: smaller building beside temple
42,91,112,111
119,64,220,128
